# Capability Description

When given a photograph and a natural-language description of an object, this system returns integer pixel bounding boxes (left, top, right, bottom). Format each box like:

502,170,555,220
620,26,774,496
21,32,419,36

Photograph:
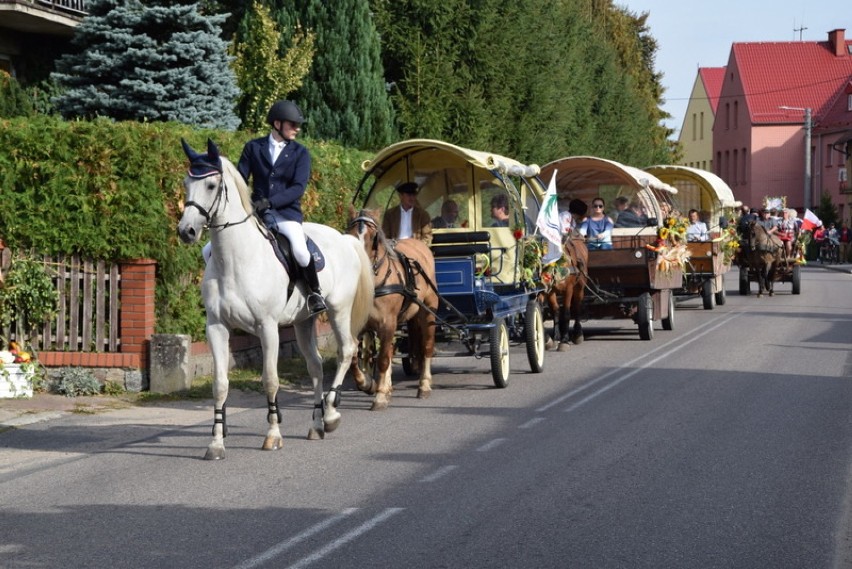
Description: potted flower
0,249,58,398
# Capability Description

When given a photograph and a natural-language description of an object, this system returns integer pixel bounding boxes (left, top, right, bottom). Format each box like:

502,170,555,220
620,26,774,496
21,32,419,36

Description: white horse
177,139,374,460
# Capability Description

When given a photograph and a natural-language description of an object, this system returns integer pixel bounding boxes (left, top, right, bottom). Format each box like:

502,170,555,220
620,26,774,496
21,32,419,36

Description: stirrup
307,293,327,315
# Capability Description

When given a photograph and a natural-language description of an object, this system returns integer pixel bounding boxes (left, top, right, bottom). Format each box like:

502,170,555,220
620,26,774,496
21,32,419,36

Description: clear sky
618,0,851,137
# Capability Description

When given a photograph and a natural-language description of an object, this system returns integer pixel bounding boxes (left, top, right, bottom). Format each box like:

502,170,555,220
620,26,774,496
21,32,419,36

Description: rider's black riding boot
302,256,328,315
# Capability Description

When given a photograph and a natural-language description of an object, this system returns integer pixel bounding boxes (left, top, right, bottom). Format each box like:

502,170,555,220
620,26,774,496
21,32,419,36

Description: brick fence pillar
119,258,157,369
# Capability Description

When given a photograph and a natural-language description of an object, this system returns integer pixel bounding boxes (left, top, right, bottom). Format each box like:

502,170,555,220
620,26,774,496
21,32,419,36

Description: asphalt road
2,266,852,569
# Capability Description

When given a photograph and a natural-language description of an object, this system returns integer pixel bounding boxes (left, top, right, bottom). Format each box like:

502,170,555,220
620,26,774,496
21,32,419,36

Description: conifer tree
231,1,315,132
265,0,395,149
52,0,240,130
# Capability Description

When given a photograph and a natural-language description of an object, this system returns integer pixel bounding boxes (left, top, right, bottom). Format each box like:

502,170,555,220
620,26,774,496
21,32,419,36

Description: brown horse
347,208,438,410
541,235,588,351
744,221,782,297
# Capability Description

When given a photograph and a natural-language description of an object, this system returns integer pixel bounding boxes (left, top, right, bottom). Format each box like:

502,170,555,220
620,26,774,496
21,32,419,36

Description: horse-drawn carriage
539,157,681,341
645,165,739,309
351,139,548,391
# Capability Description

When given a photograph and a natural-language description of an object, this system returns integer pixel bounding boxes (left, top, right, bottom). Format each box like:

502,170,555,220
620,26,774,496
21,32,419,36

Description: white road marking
563,312,743,413
233,508,358,569
284,508,405,569
519,417,546,429
476,438,508,452
536,310,742,413
419,464,458,482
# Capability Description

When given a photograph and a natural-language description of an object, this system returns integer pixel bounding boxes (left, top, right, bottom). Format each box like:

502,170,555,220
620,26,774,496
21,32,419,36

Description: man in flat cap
382,182,433,245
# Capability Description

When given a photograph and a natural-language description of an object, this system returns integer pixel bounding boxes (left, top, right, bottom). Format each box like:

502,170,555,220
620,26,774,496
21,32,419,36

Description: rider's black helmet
267,100,305,126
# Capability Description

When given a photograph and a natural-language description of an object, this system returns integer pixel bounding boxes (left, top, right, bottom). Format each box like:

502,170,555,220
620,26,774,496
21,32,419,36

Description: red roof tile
731,37,852,124
699,67,725,114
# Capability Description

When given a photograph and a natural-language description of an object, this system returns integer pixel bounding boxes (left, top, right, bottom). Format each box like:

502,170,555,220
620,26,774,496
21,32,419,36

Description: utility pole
779,106,813,210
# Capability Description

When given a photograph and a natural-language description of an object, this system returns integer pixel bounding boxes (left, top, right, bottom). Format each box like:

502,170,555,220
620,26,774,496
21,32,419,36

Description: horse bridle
184,174,253,231
347,213,391,277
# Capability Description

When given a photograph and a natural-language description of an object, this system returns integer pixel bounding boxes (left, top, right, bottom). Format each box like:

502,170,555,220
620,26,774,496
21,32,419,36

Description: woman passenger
579,197,614,249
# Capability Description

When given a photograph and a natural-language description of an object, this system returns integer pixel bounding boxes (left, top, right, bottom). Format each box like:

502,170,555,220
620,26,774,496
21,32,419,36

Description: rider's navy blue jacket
237,136,311,223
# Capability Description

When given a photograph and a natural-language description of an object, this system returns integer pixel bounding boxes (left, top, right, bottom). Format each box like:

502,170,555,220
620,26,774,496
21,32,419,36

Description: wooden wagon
539,157,681,341
645,165,740,309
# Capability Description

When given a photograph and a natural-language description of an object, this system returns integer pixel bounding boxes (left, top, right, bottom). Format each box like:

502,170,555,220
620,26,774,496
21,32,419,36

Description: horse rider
240,100,327,315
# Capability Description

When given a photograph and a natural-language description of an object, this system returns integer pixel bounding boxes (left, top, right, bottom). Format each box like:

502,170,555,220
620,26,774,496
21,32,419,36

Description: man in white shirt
381,182,433,245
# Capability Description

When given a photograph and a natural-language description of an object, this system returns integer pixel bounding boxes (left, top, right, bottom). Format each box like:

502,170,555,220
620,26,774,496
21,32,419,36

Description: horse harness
349,213,424,316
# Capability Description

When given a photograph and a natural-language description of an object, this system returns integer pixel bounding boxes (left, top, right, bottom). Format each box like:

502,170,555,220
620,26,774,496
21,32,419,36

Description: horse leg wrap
267,396,282,425
212,405,228,437
312,403,324,421
328,386,342,408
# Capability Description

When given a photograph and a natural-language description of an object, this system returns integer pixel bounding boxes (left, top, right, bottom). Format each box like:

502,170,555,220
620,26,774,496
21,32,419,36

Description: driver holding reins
238,100,327,316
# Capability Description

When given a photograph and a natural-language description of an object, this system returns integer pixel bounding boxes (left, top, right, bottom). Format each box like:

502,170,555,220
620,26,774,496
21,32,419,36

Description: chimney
828,29,846,56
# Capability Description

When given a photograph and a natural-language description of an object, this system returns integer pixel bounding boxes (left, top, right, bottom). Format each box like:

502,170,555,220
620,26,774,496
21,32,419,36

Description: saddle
270,231,325,277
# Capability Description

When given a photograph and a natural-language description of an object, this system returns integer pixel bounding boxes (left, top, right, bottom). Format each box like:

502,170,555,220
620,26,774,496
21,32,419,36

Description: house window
700,112,704,140
733,150,738,185
734,101,739,129
742,147,747,183
848,94,852,111
715,152,721,176
692,113,697,141
725,150,730,181
827,144,834,167
725,103,730,130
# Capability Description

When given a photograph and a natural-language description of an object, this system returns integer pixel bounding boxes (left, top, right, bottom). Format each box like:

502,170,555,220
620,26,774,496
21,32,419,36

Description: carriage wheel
359,331,379,382
636,292,654,341
715,276,727,305
524,299,545,373
489,319,510,388
661,292,675,331
791,265,802,295
739,268,750,296
701,279,714,310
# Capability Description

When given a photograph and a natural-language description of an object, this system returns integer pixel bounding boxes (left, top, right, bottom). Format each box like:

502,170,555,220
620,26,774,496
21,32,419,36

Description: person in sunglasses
579,197,614,249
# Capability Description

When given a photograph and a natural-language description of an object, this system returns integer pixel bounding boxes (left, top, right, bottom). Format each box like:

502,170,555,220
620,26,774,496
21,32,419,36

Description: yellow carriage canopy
353,139,547,285
539,156,677,236
644,165,741,231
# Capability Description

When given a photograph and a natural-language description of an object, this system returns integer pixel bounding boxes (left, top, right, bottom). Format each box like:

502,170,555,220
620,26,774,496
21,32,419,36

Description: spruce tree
265,0,395,149
52,0,240,130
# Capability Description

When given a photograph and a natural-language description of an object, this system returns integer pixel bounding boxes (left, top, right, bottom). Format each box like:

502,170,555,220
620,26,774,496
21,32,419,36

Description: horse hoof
324,416,341,433
571,336,584,345
204,446,225,460
417,388,431,399
557,343,571,352
307,428,325,440
545,338,556,351
370,399,389,411
261,436,283,451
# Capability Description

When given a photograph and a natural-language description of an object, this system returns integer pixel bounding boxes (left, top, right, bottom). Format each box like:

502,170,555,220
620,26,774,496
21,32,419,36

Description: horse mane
221,157,254,215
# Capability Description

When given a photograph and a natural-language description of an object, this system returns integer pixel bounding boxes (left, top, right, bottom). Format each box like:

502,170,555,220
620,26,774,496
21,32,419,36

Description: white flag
536,171,563,265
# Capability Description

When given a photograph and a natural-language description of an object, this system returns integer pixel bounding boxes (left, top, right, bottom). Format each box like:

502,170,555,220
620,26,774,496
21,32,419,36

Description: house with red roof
713,29,852,220
679,67,725,171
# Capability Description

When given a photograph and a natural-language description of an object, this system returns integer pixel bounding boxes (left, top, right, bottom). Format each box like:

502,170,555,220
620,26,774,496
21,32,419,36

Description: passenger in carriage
609,196,629,221
431,199,460,229
382,181,433,245
560,198,588,235
686,209,709,241
490,193,511,227
757,208,779,234
579,197,613,249
777,208,797,259
614,198,648,228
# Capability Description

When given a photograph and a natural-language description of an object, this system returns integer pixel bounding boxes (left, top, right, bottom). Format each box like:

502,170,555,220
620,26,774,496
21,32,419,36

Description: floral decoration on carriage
647,216,691,273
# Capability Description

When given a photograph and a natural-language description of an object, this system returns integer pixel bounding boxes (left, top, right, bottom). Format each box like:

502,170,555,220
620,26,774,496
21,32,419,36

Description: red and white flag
801,209,822,231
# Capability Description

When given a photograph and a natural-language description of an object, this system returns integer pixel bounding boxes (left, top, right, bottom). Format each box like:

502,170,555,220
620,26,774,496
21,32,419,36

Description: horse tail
347,236,375,337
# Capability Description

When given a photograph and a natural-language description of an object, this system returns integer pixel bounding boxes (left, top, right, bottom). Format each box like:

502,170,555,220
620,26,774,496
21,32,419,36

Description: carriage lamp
634,250,644,259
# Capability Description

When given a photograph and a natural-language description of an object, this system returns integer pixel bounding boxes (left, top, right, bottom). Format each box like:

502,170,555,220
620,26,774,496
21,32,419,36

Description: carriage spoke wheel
739,268,750,295
524,299,545,373
489,318,510,388
791,265,802,295
715,275,727,305
636,292,654,341
359,331,379,383
701,279,714,310
661,291,675,331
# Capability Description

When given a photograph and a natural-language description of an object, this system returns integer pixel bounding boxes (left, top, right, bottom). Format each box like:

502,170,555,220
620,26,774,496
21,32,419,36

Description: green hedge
0,116,370,339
